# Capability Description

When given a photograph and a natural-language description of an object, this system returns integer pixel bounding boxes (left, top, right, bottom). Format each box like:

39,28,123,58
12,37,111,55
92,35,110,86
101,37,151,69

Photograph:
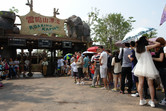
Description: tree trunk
109,36,112,53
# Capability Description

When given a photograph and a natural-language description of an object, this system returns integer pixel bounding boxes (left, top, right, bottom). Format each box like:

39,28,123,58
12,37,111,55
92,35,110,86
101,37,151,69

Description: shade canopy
122,27,155,43
87,46,98,52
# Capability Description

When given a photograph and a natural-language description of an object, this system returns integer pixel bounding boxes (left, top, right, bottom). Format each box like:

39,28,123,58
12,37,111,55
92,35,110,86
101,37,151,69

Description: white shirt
57,59,61,67
25,60,29,66
70,62,78,72
60,59,64,66
111,57,122,74
99,51,108,68
164,46,166,53
14,60,20,68
42,61,48,66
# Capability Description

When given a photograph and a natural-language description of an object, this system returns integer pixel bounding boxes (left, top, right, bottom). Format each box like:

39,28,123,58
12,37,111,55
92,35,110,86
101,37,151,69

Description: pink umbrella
87,46,98,52
149,37,157,41
115,41,125,48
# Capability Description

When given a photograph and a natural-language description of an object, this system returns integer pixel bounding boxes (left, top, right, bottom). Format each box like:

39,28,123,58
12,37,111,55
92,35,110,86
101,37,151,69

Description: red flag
160,5,166,26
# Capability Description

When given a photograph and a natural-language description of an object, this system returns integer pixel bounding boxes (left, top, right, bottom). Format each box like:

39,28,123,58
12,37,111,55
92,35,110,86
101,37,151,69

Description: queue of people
69,36,166,108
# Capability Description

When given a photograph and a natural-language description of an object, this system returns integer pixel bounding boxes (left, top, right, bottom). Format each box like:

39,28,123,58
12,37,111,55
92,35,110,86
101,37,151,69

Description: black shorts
78,68,84,79
73,72,78,77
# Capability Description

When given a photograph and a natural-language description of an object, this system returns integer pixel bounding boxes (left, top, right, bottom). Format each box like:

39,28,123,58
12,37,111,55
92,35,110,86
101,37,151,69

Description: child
111,51,122,92
70,57,78,84
89,61,95,80
42,57,48,76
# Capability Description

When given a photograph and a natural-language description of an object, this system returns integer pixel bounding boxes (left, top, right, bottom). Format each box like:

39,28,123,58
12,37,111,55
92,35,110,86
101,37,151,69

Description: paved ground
0,75,166,111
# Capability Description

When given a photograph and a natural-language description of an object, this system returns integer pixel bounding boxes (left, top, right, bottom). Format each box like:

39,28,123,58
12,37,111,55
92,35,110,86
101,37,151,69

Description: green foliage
142,29,157,38
9,6,19,13
86,8,135,50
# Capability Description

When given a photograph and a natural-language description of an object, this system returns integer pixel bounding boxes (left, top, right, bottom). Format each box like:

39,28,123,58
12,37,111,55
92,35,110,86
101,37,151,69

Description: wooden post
30,0,33,11
28,48,33,77
53,8,60,17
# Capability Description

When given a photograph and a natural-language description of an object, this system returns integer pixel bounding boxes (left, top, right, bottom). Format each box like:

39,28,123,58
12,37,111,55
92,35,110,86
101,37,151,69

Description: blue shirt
83,56,89,68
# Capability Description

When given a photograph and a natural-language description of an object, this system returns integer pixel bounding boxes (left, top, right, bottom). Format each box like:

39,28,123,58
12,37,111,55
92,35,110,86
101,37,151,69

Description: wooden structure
0,0,90,77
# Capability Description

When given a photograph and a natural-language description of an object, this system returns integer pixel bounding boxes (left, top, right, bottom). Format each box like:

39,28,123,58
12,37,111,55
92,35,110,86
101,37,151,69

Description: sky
0,0,166,39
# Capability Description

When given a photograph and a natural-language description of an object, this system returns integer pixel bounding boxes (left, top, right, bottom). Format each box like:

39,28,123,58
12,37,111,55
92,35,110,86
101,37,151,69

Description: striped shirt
94,53,101,66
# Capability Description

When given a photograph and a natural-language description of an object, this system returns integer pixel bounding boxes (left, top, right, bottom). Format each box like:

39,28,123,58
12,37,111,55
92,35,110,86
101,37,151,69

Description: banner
19,11,66,36
160,5,166,26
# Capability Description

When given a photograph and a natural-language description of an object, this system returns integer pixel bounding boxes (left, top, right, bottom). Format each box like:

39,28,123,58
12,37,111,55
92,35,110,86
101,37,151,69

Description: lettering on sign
19,11,66,36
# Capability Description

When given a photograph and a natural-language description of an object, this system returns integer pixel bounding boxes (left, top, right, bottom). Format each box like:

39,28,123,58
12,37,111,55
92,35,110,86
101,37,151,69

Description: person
91,48,102,88
8,58,14,78
70,57,78,83
105,50,113,87
98,46,108,90
60,57,65,75
118,43,132,94
70,54,76,77
128,41,139,97
76,51,84,85
57,57,61,75
2,58,9,79
132,36,160,108
14,58,20,78
42,57,48,76
24,57,30,73
83,54,90,79
89,61,95,80
111,51,122,92
153,37,166,106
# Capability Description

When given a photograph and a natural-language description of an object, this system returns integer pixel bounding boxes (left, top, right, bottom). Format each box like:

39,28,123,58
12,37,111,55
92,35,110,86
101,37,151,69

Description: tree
9,7,19,13
87,8,135,51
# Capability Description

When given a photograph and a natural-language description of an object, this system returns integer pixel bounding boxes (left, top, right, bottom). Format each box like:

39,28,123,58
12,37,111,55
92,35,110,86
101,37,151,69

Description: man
128,41,138,97
105,50,113,88
118,43,132,94
98,46,108,89
91,49,102,87
76,51,84,85
60,57,65,75
83,54,90,79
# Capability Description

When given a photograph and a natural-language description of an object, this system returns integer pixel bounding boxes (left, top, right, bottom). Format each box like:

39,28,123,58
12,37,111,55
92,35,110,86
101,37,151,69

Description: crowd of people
69,36,166,108
0,35,166,108
0,57,30,81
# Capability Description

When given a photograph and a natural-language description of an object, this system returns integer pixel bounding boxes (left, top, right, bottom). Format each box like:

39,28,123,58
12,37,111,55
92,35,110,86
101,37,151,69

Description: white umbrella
82,51,96,54
122,27,155,43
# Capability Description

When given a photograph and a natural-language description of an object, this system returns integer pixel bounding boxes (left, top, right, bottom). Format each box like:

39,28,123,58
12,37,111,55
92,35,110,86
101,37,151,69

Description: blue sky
0,0,166,39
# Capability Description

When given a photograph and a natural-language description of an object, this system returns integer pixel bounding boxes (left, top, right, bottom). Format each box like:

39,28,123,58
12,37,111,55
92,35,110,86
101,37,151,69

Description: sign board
38,39,52,48
62,41,72,48
8,38,26,46
19,11,66,36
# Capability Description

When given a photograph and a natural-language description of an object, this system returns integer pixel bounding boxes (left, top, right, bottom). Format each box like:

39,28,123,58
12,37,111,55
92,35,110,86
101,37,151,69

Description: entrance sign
8,38,26,46
19,11,66,36
38,39,52,48
62,41,72,48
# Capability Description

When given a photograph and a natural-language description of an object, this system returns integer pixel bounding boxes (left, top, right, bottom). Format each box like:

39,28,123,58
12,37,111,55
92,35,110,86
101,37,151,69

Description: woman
132,36,160,108
153,37,166,106
111,51,121,92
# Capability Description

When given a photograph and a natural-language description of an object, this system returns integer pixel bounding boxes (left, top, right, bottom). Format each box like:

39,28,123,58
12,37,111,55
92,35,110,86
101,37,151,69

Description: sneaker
98,85,102,88
120,91,124,94
148,100,155,108
139,99,147,106
159,98,166,106
90,85,95,88
131,93,139,97
101,87,107,90
76,82,80,85
112,88,118,92
80,81,85,85
156,87,161,91
162,89,165,93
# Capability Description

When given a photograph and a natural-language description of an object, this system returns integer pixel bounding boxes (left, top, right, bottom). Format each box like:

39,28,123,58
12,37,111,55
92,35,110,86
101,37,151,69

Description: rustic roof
0,34,86,43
